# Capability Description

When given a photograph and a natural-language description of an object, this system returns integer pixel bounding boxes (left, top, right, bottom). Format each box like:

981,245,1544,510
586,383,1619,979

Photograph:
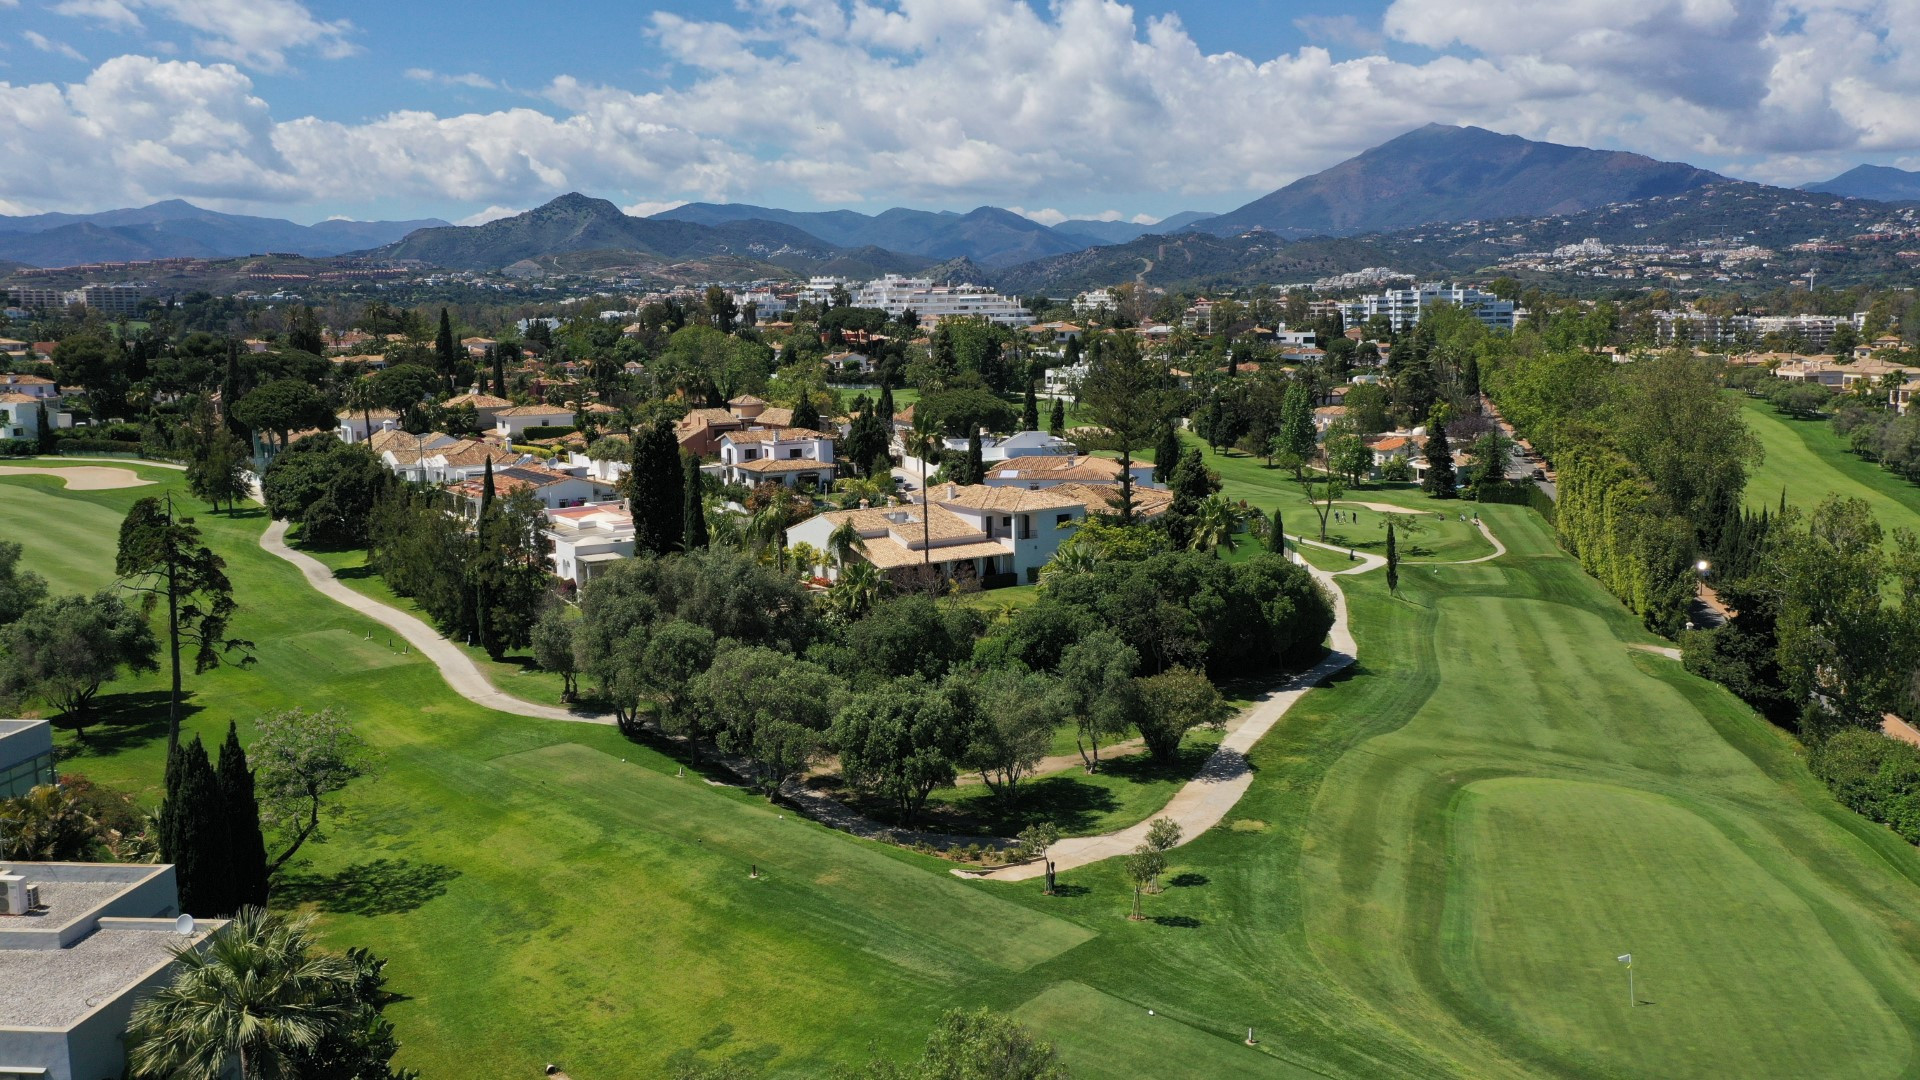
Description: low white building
0,395,44,441
852,276,1033,327
494,405,576,440
336,408,404,444
718,427,836,490
447,464,613,516
788,483,1087,587
545,504,636,585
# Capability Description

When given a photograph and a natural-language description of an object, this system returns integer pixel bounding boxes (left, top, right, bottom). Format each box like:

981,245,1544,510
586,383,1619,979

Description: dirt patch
0,465,155,490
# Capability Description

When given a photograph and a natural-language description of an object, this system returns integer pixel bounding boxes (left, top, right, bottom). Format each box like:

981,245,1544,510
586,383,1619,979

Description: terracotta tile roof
934,484,1083,513
444,392,511,410
0,374,54,386
337,408,400,420
0,392,38,404
1050,482,1171,518
494,405,575,418
731,457,837,474
756,406,795,428
438,441,522,467
986,455,1124,483
368,428,454,455
859,536,1011,570
728,394,769,407
720,427,831,444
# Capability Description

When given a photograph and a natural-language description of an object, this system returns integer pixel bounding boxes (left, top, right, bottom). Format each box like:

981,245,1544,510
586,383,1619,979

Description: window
1056,514,1073,527
0,750,55,798
788,448,802,459
744,449,759,461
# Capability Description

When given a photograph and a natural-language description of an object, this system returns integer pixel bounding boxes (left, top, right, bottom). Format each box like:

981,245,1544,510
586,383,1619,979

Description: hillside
0,200,444,267
1051,211,1217,245
656,202,1085,267
1199,124,1725,238
1802,164,1920,202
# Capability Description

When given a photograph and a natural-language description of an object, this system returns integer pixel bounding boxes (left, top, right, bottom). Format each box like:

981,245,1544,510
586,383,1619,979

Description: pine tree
1049,397,1066,437
792,393,821,433
1268,507,1286,554
1422,423,1457,499
625,419,684,555
1022,378,1039,431
162,736,230,917
1387,523,1399,595
217,722,271,910
435,308,458,393
1153,421,1182,484
682,453,708,552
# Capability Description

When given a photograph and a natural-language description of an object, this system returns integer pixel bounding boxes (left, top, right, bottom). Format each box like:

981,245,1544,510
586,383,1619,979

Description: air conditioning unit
0,874,22,915
22,884,39,910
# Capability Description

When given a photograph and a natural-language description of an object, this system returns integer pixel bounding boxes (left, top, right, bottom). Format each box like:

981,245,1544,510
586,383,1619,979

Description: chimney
859,499,870,509
946,483,956,499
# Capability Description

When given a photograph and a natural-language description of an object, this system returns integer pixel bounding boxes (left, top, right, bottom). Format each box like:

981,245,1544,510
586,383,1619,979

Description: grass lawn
1738,394,1920,540
919,737,1223,838
13,468,1920,1079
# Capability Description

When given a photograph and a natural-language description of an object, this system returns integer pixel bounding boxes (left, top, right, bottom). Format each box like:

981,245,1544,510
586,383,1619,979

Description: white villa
446,464,613,517
788,483,1088,587
494,404,576,440
545,504,636,586
718,428,836,490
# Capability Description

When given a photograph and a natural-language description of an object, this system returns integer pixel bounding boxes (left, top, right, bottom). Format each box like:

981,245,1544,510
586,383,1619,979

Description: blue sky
2,0,1916,224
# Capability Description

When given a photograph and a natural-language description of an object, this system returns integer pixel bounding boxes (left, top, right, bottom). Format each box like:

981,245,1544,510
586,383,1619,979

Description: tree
0,591,158,741
161,736,231,916
831,679,968,825
695,647,842,794
916,1008,1068,1080
792,392,822,433
261,438,394,545
530,603,578,701
682,452,710,552
218,721,272,911
118,496,253,751
1021,376,1040,432
1133,665,1230,763
1057,631,1140,772
34,398,54,454
1422,423,1457,498
0,784,97,861
1144,816,1182,892
187,428,252,513
126,908,416,1080
1124,844,1167,920
0,540,46,627
1325,418,1372,486
253,708,368,873
1298,469,1344,542
491,345,508,398
1387,522,1399,595
1078,334,1177,523
958,667,1063,805
1188,493,1244,556
1048,397,1066,437
641,621,718,732
434,307,458,392
625,419,684,555
1280,381,1317,475
1153,421,1182,484
233,378,332,453
1267,507,1287,555
1469,430,1511,499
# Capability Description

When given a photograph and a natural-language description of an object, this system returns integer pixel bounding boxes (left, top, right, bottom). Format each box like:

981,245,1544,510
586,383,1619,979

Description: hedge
1808,729,1920,844
521,425,577,441
1476,480,1557,523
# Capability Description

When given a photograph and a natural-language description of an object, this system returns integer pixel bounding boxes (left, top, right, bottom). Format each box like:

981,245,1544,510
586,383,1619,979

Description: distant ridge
654,202,1086,267
1802,164,1920,203
0,200,446,268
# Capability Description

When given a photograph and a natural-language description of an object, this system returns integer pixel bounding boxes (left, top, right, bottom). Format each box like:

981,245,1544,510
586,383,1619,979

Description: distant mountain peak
1801,164,1920,203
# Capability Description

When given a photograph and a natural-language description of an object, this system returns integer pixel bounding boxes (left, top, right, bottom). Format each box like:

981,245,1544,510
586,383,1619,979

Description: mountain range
0,200,446,267
1801,164,1920,202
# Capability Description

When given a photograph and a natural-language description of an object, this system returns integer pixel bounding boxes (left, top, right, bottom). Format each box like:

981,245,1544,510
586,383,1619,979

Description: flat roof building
0,719,57,798
0,861,225,1080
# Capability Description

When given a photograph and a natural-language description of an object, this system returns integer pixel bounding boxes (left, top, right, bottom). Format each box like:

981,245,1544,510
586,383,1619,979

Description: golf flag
1617,954,1632,967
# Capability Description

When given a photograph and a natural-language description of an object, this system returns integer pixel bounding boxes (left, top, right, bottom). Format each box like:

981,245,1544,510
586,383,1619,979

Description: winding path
968,534,1383,881
258,519,616,725
1445,518,1507,565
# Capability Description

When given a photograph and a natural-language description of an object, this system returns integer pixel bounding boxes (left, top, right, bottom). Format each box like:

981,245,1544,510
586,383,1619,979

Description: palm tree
828,561,888,619
1190,493,1245,556
341,372,379,445
127,906,354,1080
746,497,795,572
826,517,867,572
1039,543,1098,586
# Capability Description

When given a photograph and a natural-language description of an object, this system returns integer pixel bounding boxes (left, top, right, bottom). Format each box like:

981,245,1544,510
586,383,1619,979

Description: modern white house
544,504,636,586
0,394,44,441
787,482,1086,586
493,405,576,440
0,860,226,1080
718,428,836,489
380,435,528,485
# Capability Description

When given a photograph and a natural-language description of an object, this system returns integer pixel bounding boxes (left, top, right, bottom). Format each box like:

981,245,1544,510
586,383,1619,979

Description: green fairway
13,465,1920,1079
1739,395,1920,539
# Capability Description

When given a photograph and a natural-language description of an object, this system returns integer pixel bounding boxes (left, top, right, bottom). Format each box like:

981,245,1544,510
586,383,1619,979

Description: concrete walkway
968,538,1381,881
258,519,616,726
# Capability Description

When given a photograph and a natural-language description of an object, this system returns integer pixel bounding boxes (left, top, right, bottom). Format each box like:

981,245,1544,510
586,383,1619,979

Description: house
718,428,836,490
1367,434,1419,470
787,483,1087,587
0,849,227,1080
460,336,497,358
0,373,58,400
0,395,44,440
493,405,575,440
446,465,611,516
0,719,57,797
981,453,1157,492
1023,321,1084,345
337,408,403,444
545,504,636,585
823,351,873,374
385,437,525,485
676,398,797,456
1048,481,1173,520
441,390,513,428
900,430,1078,476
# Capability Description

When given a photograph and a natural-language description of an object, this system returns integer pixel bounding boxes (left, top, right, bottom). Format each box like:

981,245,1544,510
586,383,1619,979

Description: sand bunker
0,465,155,490
1335,500,1441,516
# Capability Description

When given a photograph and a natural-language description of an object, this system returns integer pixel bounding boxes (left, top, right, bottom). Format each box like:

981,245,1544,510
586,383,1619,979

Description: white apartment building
1653,310,1868,348
1072,288,1118,315
4,285,146,316
800,277,856,306
1341,283,1516,333
734,288,789,318
852,276,1033,327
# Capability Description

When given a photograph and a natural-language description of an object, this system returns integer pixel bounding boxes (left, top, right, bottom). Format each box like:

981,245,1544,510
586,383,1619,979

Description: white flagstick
1617,954,1633,1007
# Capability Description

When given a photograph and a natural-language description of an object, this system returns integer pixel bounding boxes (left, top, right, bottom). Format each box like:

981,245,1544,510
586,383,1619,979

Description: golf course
9,454,1920,1079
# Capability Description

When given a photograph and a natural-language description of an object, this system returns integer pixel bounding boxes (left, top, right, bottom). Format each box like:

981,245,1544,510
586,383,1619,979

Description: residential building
981,453,1157,492
493,405,576,440
1042,361,1088,397
0,395,44,441
1340,283,1516,333
800,277,856,306
675,396,796,457
852,276,1033,327
441,391,514,428
544,504,636,586
1072,288,1118,315
0,374,59,401
446,465,612,516
788,483,1088,586
382,434,525,485
899,430,1078,477
79,285,147,317
0,719,57,798
718,428,836,490
5,287,70,310
0,860,226,1080
1023,321,1085,345
336,408,404,444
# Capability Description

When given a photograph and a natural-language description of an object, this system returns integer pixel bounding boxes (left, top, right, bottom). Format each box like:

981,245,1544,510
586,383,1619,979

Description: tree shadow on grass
1151,914,1202,928
330,563,379,580
274,858,461,916
55,690,200,760
1098,744,1216,785
1047,883,1090,898
1168,873,1209,888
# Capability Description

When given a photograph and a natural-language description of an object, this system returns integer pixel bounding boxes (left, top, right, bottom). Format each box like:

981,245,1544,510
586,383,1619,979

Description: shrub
521,424,577,441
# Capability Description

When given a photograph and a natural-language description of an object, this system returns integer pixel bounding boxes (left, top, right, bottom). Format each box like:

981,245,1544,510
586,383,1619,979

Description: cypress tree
625,419,684,554
435,308,458,392
1268,507,1286,554
163,737,230,917
1153,420,1182,484
1022,378,1039,431
476,458,496,655
480,457,496,513
964,428,984,486
682,453,708,551
221,340,247,440
1387,523,1399,595
1422,423,1457,499
217,721,271,910
34,402,53,454
877,380,896,425
490,345,507,398
1049,397,1066,437
792,393,821,433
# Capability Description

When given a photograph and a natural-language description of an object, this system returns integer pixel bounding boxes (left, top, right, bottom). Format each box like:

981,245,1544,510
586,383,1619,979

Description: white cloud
1294,14,1387,51
622,199,687,217
53,0,355,70
405,68,500,91
456,205,525,226
23,30,88,62
4,1,1920,215
1010,207,1068,226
